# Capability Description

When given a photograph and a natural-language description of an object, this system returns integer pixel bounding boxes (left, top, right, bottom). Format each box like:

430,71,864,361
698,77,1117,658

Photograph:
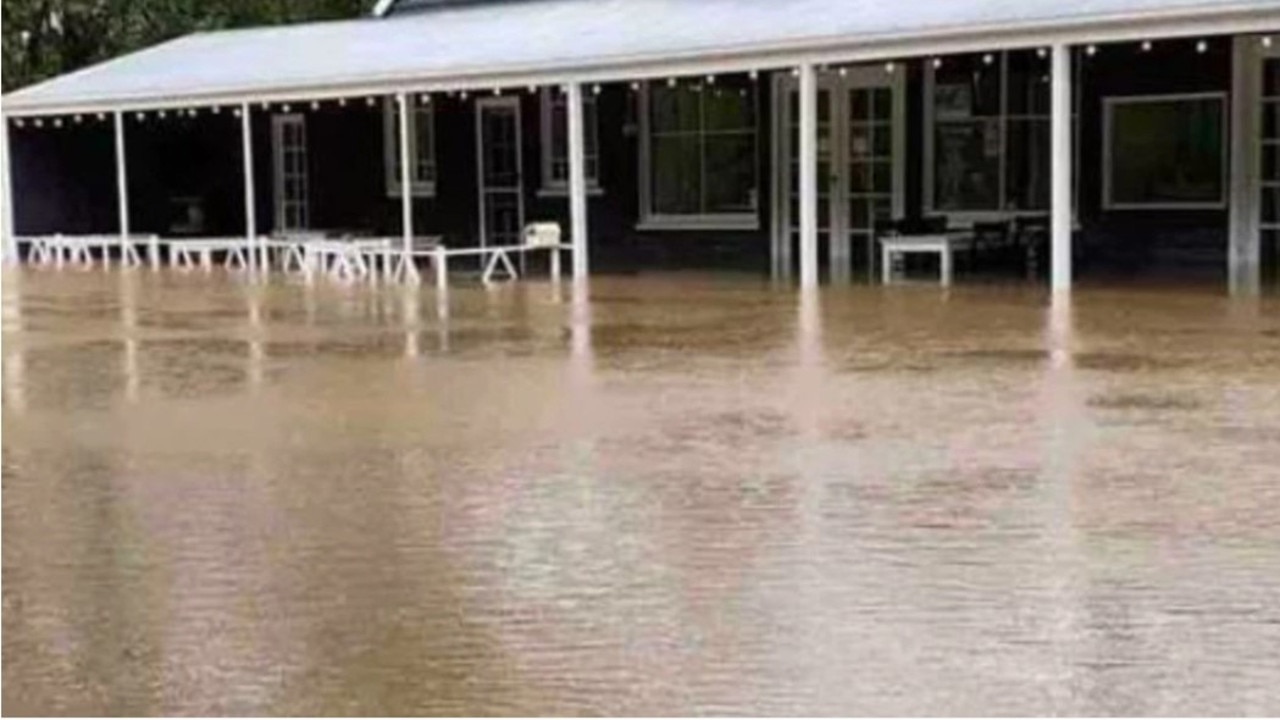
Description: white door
776,67,905,282
475,96,525,249
271,114,309,232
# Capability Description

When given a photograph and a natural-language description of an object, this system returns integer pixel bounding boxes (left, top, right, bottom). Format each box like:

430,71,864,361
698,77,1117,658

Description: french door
475,96,525,249
775,67,905,282
271,114,309,232
1261,54,1279,286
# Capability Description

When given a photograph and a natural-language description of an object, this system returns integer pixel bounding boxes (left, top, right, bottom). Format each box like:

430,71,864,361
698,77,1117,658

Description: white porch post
567,82,589,280
113,111,133,267
1229,36,1261,296
398,92,416,282
1,117,16,264
1050,44,1074,293
798,63,819,288
240,103,259,272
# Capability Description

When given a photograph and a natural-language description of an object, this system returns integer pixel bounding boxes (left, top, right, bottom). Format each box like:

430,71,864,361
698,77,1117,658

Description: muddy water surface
3,268,1280,715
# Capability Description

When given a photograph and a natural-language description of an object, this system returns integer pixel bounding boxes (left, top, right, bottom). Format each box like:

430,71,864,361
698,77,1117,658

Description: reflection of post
120,269,140,403
569,279,593,384
1037,292,1084,697
247,286,264,392
402,284,420,359
3,273,25,411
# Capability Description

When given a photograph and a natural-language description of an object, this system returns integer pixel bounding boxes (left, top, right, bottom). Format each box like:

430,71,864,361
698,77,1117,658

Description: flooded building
1,0,1278,291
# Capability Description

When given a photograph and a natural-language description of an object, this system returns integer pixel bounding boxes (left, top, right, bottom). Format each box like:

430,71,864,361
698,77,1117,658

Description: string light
311,101,320,110
97,112,107,121
1086,44,1098,57
1141,40,1153,52
1196,40,1208,54
1037,47,1048,59
791,67,800,77
366,97,376,107
34,118,44,128
13,119,23,128
233,108,243,117
211,106,221,115
932,58,943,69
983,53,994,65
420,93,431,104
669,77,679,86
74,114,83,123
749,69,758,81
706,74,716,84
261,101,270,109
460,90,469,100
629,81,640,91
158,110,167,119
592,84,602,95
838,66,848,77
527,85,537,94
1264,36,1274,49
135,112,146,121
885,61,896,74
492,88,502,96
54,118,64,128
282,103,292,112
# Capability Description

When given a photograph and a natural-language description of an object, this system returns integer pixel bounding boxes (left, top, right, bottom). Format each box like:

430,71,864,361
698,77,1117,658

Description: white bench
880,232,973,287
169,237,254,271
22,234,156,267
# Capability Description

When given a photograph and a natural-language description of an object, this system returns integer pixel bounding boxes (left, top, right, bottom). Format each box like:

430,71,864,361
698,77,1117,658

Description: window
540,88,599,192
1104,93,1226,209
927,51,1051,214
640,77,759,229
384,96,436,196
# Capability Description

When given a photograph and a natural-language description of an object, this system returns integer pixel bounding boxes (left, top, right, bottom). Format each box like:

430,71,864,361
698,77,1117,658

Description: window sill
636,214,760,232
536,186,605,199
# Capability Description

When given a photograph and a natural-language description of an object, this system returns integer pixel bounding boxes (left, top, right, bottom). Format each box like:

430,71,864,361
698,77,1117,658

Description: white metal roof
4,0,1278,115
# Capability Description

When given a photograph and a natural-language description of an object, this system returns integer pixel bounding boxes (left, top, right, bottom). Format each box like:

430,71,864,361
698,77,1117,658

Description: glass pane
850,89,870,121
872,161,892,194
1007,49,1051,116
872,88,892,121
652,135,700,214
1006,119,1050,211
849,125,872,159
934,119,1001,210
651,84,700,133
1262,185,1279,225
1265,143,1279,182
1108,97,1224,206
872,125,891,157
849,163,871,193
704,79,754,131
1265,102,1280,142
704,134,756,213
1264,59,1280,98
934,53,1001,119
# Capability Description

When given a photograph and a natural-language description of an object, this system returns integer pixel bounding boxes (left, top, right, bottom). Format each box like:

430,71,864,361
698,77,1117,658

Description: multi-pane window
1104,93,1225,209
1262,58,1280,282
643,77,758,226
929,51,1050,213
541,88,599,191
384,96,436,196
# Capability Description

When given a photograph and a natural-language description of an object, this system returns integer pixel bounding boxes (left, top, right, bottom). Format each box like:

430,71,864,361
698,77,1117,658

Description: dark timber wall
7,42,1240,280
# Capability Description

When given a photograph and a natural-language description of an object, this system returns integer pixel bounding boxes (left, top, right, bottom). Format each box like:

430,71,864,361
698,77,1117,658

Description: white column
567,82,589,280
398,92,415,281
1050,44,1074,293
113,111,131,265
240,103,259,272
1229,36,1261,296
798,63,819,288
1,116,16,264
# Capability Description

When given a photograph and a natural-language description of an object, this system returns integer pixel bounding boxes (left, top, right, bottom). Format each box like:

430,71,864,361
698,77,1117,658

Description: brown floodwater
3,267,1279,716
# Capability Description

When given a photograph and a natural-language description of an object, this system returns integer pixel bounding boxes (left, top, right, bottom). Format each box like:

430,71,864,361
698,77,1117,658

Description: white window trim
637,81,761,232
539,88,602,196
923,51,1054,224
1102,91,1229,211
383,97,436,198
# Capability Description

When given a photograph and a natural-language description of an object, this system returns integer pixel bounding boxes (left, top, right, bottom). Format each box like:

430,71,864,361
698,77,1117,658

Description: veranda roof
4,0,1278,115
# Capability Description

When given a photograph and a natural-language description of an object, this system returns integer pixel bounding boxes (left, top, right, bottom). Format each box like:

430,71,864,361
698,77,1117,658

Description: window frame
637,81,761,232
538,87,602,196
383,97,437,198
923,51,1053,222
1101,91,1229,211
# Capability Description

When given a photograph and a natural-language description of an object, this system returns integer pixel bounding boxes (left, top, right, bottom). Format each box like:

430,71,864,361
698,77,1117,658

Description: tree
2,0,370,91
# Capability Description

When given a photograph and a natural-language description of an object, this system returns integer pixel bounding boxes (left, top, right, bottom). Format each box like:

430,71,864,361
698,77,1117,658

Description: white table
880,233,973,287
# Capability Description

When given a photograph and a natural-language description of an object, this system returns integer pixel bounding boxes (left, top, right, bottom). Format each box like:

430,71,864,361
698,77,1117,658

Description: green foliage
2,0,370,91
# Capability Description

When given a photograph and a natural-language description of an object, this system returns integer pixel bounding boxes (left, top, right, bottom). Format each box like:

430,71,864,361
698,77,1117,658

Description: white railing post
798,63,819,288
240,103,259,273
113,111,132,267
1229,35,1261,296
398,92,416,283
1,115,16,264
1051,44,1074,293
567,82,589,280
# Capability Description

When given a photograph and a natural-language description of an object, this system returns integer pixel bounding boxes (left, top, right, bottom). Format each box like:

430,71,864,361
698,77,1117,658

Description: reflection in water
3,268,1280,715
